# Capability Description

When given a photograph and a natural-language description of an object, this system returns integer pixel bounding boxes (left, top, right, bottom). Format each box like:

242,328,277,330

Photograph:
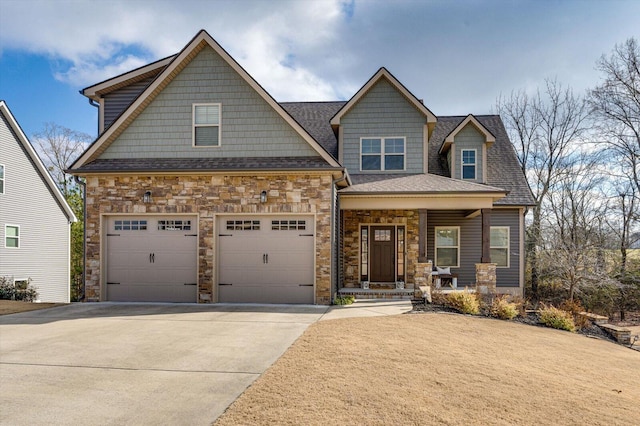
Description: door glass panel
360,227,368,281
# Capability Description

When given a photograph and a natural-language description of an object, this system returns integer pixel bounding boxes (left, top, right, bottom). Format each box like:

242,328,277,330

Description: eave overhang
439,114,496,154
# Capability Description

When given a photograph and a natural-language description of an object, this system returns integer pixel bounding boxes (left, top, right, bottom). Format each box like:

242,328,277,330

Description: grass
0,300,66,315
215,313,639,426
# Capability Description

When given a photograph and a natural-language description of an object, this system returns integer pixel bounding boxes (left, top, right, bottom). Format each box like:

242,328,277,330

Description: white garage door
106,216,198,302
218,215,314,304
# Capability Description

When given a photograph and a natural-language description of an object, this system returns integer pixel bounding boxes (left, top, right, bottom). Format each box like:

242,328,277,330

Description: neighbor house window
193,103,221,146
461,149,476,179
360,137,405,171
490,227,510,268
5,225,19,248
0,164,4,194
435,227,459,267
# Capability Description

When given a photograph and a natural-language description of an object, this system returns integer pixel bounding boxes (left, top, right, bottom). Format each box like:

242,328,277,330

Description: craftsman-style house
69,30,534,304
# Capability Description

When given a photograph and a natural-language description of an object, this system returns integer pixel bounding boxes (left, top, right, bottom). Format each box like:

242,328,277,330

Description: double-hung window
490,227,510,267
5,225,19,248
461,149,476,179
193,103,221,147
435,227,459,267
360,137,405,171
0,164,4,194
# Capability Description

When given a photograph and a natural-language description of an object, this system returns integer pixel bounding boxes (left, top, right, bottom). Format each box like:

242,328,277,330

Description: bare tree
497,79,591,298
32,122,91,197
589,38,640,198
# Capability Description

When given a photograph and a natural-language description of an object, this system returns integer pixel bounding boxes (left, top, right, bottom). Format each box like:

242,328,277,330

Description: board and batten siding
103,76,156,130
341,78,426,173
0,112,71,303
427,209,521,288
453,124,485,183
99,46,318,159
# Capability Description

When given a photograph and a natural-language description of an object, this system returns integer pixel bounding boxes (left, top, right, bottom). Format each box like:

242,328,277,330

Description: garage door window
114,220,147,231
158,220,191,231
271,220,306,230
226,220,260,231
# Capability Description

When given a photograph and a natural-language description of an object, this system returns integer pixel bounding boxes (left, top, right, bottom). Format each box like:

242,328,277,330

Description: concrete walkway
0,300,411,425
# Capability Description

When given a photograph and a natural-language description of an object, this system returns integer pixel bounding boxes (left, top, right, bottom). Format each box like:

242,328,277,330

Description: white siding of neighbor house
99,46,318,159
0,112,71,303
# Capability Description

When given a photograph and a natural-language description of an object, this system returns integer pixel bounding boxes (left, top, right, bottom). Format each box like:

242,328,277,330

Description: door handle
152,253,155,263
266,253,268,264
263,253,266,264
149,253,152,263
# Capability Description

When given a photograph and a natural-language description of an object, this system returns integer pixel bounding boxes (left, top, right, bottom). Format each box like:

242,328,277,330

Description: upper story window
461,149,476,179
5,225,19,248
490,227,510,268
360,137,405,171
0,164,4,194
193,103,221,147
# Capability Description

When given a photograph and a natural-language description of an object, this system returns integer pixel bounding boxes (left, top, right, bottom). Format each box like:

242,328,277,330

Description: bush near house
490,295,520,320
539,305,576,332
0,277,38,302
445,290,480,315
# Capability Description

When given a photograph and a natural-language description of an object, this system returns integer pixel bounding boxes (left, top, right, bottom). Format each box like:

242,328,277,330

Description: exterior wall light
260,190,267,203
143,190,152,203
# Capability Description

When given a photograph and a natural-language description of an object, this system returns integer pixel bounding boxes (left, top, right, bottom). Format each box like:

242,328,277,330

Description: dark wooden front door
370,226,395,282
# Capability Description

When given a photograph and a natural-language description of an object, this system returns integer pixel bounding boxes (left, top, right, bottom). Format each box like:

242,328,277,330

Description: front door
370,226,395,282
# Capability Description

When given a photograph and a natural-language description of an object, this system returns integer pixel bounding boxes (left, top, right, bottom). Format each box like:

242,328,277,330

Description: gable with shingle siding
340,78,427,174
99,45,319,160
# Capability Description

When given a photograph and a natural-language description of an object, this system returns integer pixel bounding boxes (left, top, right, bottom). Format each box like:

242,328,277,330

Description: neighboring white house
0,101,77,303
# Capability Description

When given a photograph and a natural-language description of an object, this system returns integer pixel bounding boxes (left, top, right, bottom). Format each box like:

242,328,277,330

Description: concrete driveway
0,303,330,425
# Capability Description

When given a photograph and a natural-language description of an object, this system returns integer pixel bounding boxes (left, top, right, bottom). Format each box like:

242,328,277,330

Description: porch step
338,288,415,300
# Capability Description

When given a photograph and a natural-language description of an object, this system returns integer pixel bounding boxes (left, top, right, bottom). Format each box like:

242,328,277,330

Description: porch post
481,208,491,263
418,209,428,262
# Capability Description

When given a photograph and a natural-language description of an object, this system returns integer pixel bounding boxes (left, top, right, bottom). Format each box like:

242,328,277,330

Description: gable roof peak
439,113,496,154
71,30,340,170
330,67,437,126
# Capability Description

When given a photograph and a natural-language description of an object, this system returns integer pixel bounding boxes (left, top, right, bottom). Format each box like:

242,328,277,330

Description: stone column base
475,263,497,293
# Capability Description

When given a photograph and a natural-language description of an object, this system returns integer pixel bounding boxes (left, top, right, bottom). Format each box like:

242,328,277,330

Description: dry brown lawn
215,313,640,426
0,300,66,315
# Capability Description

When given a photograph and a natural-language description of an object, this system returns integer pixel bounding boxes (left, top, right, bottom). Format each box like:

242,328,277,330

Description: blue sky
1,0,639,141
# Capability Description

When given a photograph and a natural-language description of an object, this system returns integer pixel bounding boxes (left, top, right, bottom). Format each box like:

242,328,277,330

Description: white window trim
0,163,5,194
192,103,221,147
461,149,477,180
490,226,510,268
5,224,20,249
359,137,406,171
434,226,460,268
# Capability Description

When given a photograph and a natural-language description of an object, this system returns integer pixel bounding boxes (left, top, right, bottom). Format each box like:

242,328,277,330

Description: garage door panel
107,216,197,302
218,216,314,304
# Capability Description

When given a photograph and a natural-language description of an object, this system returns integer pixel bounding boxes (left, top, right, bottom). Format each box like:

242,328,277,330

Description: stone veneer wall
341,210,419,289
84,173,334,304
475,263,497,293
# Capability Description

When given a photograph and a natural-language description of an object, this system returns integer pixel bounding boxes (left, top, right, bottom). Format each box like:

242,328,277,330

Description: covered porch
337,174,509,299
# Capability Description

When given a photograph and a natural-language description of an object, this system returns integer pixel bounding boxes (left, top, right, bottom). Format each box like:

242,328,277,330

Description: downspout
74,176,87,302
88,98,100,136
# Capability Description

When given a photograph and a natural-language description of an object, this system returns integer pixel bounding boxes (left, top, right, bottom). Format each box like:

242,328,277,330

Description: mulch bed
409,299,616,343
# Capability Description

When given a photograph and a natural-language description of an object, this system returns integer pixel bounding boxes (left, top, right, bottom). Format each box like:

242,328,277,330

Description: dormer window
461,149,476,180
360,137,405,171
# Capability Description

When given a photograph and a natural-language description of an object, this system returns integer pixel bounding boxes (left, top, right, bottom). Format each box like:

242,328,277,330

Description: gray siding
0,112,71,303
341,78,426,173
103,76,156,129
100,46,318,159
453,124,485,183
427,209,521,288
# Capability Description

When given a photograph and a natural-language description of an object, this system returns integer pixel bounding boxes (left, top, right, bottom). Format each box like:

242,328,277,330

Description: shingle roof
428,115,535,206
73,157,339,173
282,103,534,206
280,101,345,159
341,173,507,195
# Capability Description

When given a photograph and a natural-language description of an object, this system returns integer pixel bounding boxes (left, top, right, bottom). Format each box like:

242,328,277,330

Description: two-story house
69,30,534,304
0,101,77,303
